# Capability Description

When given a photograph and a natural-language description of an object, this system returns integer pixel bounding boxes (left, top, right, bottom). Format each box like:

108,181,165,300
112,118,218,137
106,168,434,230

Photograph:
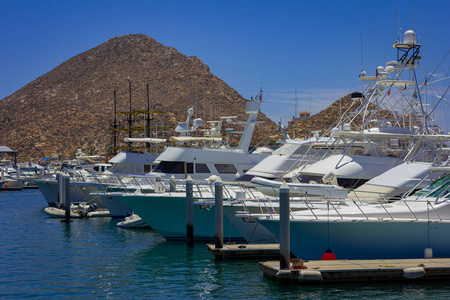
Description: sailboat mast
146,82,151,150
113,88,117,156
127,77,132,138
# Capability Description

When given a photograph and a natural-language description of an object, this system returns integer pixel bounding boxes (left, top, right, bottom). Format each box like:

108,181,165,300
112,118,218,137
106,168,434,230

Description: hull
223,205,277,243
2,179,23,190
96,192,133,217
119,193,244,241
74,183,107,209
259,218,450,260
35,180,87,206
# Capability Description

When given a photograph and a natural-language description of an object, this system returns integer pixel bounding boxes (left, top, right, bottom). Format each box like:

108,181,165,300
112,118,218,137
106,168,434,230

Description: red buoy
322,247,336,260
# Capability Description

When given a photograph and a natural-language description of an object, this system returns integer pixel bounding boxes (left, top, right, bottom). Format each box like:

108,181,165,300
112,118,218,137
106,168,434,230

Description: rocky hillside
0,33,362,161
0,34,283,160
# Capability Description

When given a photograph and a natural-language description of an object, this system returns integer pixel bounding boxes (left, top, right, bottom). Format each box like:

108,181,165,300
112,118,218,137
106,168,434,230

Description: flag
290,116,295,125
401,84,407,91
359,69,364,77
412,90,418,99
387,88,391,96
376,69,379,77
422,78,427,86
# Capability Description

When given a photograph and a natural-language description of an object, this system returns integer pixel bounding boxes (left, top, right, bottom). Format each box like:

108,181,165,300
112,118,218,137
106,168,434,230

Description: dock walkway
207,244,280,259
261,258,450,283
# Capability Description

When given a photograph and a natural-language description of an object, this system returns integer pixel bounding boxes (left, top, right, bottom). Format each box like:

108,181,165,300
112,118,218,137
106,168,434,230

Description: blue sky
1,0,449,130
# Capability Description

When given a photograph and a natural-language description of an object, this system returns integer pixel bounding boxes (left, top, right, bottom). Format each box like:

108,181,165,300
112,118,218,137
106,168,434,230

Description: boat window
195,163,210,173
153,161,193,174
414,174,450,197
426,181,450,199
143,164,152,173
215,164,237,174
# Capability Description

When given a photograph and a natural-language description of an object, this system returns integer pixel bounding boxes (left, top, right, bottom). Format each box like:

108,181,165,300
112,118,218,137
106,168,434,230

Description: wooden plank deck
207,244,280,259
261,258,450,283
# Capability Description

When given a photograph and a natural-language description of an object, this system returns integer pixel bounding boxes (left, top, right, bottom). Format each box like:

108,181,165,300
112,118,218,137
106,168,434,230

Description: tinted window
153,161,193,174
195,163,210,173
153,161,185,174
215,164,237,174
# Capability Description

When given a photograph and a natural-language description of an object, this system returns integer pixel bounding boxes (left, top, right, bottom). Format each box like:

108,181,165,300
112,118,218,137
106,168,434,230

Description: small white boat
117,214,149,228
44,202,110,218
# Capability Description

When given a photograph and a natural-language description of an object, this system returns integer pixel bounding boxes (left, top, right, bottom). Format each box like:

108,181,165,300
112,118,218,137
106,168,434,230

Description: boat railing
306,196,448,221
236,182,449,222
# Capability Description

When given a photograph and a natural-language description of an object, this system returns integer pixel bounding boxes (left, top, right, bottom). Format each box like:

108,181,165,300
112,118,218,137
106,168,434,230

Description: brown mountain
0,33,359,161
0,34,283,160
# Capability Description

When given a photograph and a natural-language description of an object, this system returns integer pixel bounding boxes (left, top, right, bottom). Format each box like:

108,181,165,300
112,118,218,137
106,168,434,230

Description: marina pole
57,173,63,206
186,176,194,245
62,175,72,223
279,182,290,270
214,177,224,250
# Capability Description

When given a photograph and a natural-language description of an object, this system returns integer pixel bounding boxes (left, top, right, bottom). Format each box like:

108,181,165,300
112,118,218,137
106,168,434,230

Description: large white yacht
295,30,448,189
256,167,450,260
149,95,272,181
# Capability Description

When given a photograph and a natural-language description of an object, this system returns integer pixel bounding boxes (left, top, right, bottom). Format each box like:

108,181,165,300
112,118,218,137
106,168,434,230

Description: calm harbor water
1,189,450,299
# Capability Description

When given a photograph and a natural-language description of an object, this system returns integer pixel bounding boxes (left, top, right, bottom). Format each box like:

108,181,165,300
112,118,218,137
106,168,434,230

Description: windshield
414,174,450,198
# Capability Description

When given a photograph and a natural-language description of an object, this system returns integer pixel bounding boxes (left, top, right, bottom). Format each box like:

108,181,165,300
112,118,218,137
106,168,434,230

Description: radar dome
404,30,417,44
385,65,395,73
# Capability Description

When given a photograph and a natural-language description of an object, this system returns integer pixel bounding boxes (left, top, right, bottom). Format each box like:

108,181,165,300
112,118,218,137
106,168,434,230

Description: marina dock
261,258,450,283
207,243,281,259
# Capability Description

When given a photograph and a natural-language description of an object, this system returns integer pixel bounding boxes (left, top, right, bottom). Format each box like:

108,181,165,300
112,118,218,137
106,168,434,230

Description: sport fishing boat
296,30,448,190
256,167,450,260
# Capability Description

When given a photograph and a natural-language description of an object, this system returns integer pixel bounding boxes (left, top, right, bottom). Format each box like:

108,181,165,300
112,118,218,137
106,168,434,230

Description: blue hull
259,219,450,260
120,193,244,241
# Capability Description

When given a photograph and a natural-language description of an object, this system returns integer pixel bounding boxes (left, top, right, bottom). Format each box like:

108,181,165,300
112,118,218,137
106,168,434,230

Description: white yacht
149,95,272,181
0,165,23,190
256,167,450,260
296,30,448,190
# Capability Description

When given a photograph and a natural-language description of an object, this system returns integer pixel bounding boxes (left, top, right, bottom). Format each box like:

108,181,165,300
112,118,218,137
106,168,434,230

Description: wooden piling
57,173,63,206
186,176,194,245
62,175,72,223
279,182,290,270
214,177,224,251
